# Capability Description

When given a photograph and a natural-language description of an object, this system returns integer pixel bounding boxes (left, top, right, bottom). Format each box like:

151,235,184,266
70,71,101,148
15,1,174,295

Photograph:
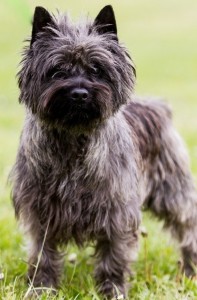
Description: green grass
0,0,197,299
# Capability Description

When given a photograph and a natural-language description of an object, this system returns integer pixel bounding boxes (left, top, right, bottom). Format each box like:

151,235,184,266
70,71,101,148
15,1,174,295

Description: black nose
70,88,89,101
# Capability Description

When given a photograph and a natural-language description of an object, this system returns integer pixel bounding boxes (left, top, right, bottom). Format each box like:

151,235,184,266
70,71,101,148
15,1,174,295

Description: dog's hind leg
145,124,197,277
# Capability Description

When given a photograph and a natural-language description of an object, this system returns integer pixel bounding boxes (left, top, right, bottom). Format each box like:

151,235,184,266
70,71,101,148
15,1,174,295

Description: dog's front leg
94,229,138,299
27,236,63,292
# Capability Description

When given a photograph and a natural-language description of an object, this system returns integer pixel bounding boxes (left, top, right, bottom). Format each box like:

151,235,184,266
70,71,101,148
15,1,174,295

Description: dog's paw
24,287,57,299
98,279,125,299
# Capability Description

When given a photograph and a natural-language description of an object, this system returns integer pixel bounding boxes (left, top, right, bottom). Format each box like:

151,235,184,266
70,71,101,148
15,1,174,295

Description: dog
11,5,197,298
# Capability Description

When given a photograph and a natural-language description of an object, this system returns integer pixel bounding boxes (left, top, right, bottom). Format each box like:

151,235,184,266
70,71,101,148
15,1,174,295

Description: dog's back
124,99,172,161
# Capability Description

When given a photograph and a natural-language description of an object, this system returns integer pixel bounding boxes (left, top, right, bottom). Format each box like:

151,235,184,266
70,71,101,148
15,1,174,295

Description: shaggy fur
11,5,197,298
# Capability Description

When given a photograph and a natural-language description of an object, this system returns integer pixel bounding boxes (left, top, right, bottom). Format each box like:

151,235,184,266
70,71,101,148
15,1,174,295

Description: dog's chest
35,135,111,242
39,165,111,244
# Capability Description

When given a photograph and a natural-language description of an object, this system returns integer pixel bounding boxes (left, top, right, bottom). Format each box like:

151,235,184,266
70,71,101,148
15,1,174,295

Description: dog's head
18,6,136,132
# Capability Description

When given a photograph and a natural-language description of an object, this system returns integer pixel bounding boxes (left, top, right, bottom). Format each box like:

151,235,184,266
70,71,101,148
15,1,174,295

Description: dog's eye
46,67,66,79
52,71,66,79
91,65,101,76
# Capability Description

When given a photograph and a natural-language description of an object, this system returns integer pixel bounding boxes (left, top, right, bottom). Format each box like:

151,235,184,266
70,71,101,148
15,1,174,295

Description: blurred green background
0,0,197,299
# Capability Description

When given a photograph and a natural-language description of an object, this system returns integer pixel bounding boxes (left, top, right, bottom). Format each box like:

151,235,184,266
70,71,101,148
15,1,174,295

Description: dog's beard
38,79,113,130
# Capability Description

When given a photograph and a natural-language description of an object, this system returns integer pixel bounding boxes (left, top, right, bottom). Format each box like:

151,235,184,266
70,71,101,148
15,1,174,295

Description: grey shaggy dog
11,5,197,299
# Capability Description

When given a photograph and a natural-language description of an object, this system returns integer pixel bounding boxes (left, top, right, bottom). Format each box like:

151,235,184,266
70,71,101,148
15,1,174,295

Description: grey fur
11,5,197,298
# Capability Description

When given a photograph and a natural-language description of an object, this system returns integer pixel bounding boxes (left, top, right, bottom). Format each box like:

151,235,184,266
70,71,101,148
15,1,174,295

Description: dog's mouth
44,88,101,126
39,79,112,129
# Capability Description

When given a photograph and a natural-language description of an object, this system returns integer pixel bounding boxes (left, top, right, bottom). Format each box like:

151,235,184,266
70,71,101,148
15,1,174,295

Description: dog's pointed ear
31,6,53,46
94,5,118,40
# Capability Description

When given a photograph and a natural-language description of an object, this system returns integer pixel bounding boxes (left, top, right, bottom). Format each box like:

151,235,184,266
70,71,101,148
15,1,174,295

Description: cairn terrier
11,5,197,298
